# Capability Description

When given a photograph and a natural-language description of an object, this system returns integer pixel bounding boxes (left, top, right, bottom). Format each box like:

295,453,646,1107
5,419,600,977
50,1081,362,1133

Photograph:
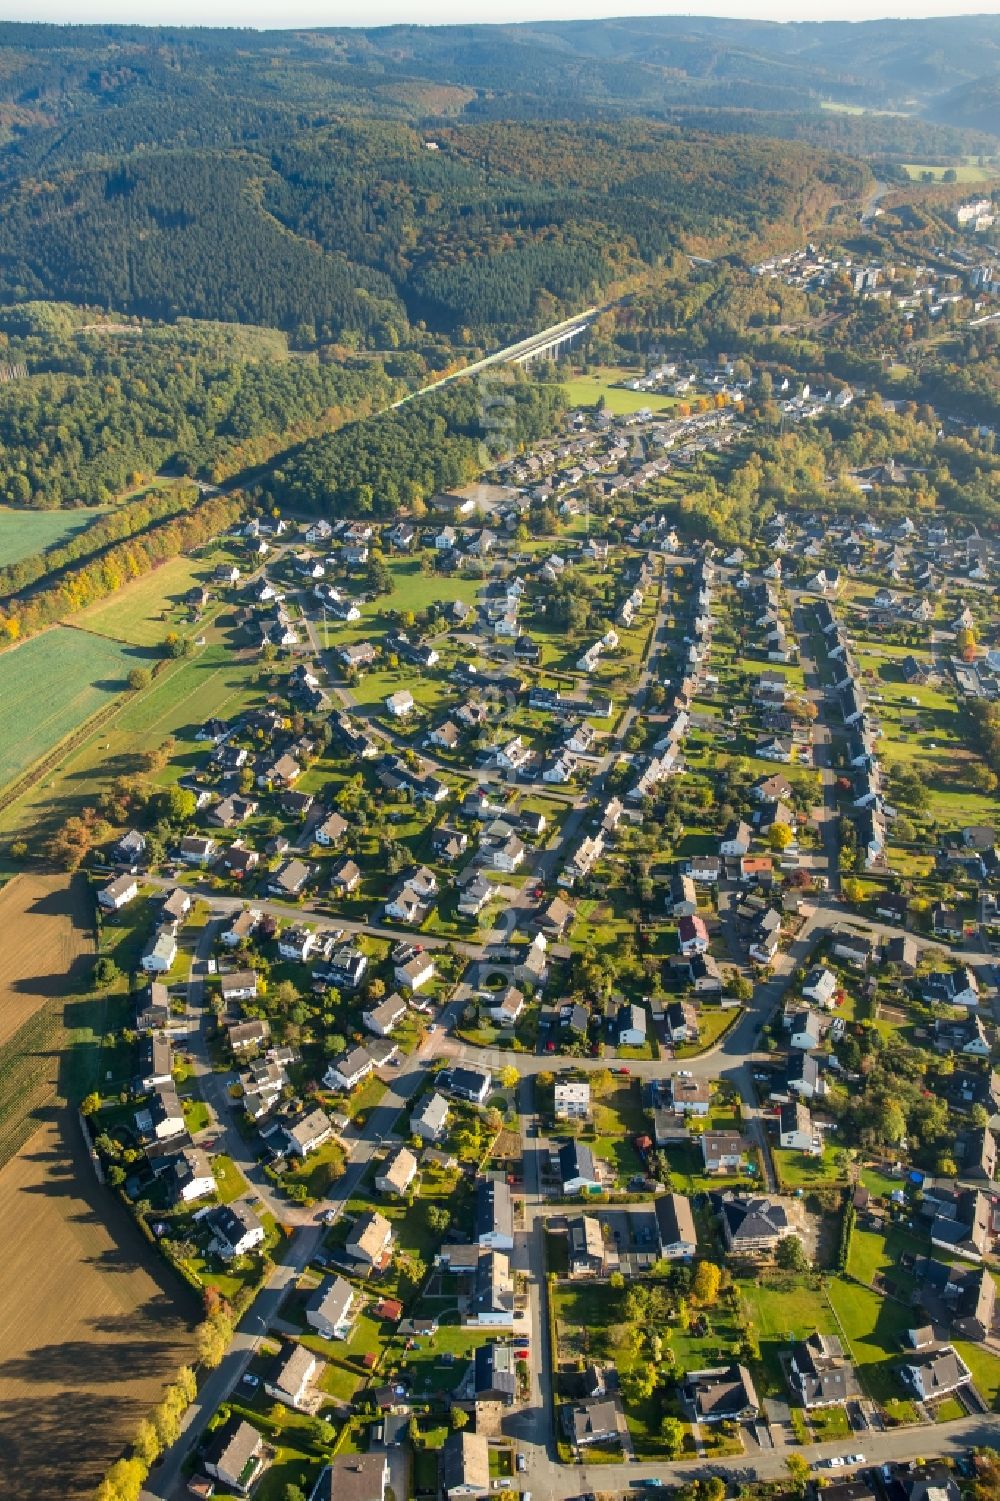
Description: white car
846,1456,865,1466
676,1069,693,1078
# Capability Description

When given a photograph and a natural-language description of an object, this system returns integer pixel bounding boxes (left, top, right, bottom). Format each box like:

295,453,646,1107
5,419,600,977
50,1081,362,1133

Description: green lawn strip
212,1153,250,1204
826,1275,913,1404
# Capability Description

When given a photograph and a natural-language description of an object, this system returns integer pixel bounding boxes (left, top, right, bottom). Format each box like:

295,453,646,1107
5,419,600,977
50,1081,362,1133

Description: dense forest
269,373,566,515
0,304,401,506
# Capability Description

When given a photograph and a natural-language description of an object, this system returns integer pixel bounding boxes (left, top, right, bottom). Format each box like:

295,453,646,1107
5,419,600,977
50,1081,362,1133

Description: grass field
0,873,93,1050
539,367,681,416
0,1109,197,1501
0,626,141,793
902,163,996,182
0,505,107,569
73,554,212,647
0,619,262,839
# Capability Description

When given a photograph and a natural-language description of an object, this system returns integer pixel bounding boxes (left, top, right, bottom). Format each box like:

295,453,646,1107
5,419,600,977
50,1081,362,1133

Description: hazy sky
7,1,997,28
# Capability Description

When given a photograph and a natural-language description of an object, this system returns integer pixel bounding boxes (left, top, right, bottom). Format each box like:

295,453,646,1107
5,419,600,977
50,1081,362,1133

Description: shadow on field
9,951,93,1000
0,1110,198,1501
0,1391,136,1501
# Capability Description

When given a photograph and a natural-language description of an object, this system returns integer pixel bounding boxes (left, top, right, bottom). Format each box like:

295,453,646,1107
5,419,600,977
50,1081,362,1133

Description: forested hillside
0,305,400,506
0,110,860,343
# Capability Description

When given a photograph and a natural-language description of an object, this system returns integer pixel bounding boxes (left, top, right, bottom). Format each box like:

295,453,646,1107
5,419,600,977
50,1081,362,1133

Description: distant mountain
930,72,1000,134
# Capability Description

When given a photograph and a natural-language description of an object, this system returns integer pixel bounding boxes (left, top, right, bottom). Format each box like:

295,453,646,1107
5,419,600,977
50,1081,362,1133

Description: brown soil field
0,1109,197,1501
0,873,94,1049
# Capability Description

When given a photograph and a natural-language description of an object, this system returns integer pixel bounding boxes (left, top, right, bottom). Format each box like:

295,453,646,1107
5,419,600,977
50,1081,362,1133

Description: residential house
473,1341,517,1405
655,1192,698,1259
559,1140,602,1195
719,1195,792,1258
490,985,525,1028
780,1101,822,1156
474,1177,514,1251
141,927,178,975
264,1342,322,1412
701,1131,747,1175
325,1046,376,1092
227,1017,269,1054
665,1000,700,1045
221,970,259,1005
346,1211,394,1270
443,1066,492,1106
395,954,436,993
670,1076,711,1116
468,1250,515,1327
306,1276,357,1342
164,1147,216,1205
554,1080,592,1121
97,875,139,912
364,993,407,1038
565,1397,621,1449
802,967,837,1008
375,1146,419,1198
208,1201,265,1260
412,1092,450,1142
269,858,312,898
677,914,710,955
788,1332,857,1408
203,1420,268,1495
284,1108,333,1159
567,1213,606,1276
617,1001,647,1047
900,1346,972,1401
683,1364,760,1424
178,834,217,866
441,1431,490,1500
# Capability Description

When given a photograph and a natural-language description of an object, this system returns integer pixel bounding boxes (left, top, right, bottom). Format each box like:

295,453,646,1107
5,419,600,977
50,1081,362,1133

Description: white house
385,690,415,719
395,954,436,992
306,1276,357,1341
412,1091,450,1142
779,1101,822,1155
98,875,139,912
801,967,837,1008
554,1080,591,1120
141,926,178,974
364,993,407,1037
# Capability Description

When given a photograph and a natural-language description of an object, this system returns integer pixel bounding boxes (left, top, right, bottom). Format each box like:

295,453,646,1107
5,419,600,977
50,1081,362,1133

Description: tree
158,785,196,823
196,1311,233,1369
93,956,121,990
768,822,794,851
842,877,866,906
450,1405,469,1430
499,1064,519,1091
81,1091,101,1117
660,1415,684,1456
775,1235,809,1273
427,1205,451,1234
692,1259,722,1306
786,1454,812,1492
128,667,152,691
282,1487,307,1501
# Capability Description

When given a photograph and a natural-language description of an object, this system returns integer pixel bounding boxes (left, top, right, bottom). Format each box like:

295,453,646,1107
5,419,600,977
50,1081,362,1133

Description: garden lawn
826,1276,914,1403
740,1278,839,1392
773,1145,849,1191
